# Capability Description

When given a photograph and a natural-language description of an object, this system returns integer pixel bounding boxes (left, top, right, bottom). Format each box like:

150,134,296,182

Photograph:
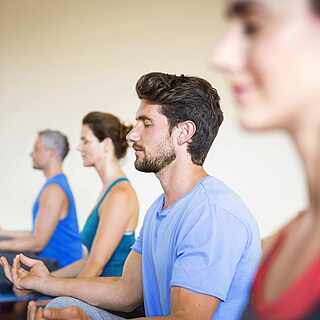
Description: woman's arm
78,186,135,278
52,245,88,278
52,258,87,278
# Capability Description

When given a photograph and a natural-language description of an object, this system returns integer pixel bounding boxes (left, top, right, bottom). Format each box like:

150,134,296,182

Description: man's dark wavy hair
136,72,223,166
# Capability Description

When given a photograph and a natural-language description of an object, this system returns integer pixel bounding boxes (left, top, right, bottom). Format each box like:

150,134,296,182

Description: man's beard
32,162,41,170
134,147,176,173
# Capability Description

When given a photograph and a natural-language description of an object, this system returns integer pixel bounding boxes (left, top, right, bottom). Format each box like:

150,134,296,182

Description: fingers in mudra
0,256,14,283
12,255,26,287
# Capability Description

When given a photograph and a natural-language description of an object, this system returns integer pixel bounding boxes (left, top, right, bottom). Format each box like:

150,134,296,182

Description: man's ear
175,121,196,145
49,148,60,160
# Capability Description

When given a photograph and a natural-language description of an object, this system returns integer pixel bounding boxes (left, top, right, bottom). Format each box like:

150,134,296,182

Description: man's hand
28,300,51,320
12,285,33,297
8,254,50,291
28,303,91,320
0,256,34,295
0,256,15,283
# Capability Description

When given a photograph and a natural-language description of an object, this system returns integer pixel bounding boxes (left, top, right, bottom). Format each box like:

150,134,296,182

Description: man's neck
43,163,63,179
157,160,208,209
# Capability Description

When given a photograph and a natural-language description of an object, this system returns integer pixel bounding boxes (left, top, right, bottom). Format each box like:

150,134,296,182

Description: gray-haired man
0,130,82,285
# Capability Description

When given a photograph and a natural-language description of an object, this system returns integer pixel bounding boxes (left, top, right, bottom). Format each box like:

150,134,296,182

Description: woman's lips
232,84,249,96
231,84,252,104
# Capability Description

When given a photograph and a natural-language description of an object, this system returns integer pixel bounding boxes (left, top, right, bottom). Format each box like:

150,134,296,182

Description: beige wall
0,0,306,236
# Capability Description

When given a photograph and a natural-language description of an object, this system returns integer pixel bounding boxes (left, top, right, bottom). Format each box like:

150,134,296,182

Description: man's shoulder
199,176,250,214
41,182,66,200
41,174,70,199
189,176,258,233
45,173,72,193
43,173,66,188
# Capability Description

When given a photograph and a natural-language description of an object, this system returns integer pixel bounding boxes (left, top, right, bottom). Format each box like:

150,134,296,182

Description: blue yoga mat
0,292,37,303
0,290,50,303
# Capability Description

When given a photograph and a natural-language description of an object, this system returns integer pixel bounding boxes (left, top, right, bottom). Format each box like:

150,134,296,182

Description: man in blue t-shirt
2,73,261,320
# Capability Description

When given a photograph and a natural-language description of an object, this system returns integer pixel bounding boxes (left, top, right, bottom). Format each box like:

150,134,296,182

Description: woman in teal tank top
51,112,139,279
80,177,135,276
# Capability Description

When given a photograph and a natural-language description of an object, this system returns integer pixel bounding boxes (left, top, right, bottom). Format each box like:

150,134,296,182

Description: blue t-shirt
32,173,82,267
132,176,261,320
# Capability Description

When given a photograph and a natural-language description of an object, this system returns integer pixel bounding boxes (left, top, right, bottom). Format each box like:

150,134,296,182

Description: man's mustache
132,144,145,152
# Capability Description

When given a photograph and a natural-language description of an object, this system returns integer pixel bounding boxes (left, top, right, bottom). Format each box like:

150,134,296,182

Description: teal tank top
80,177,135,276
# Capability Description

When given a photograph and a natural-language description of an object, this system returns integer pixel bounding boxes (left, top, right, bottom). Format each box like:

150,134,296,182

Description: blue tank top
81,177,135,277
32,173,82,267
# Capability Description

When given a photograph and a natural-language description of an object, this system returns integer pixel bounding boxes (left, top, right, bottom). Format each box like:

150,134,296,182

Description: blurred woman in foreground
213,0,320,319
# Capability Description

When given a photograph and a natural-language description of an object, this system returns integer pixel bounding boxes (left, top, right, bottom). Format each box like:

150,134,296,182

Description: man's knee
46,296,123,320
46,296,80,309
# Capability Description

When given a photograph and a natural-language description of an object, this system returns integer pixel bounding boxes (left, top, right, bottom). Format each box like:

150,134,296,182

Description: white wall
0,0,306,236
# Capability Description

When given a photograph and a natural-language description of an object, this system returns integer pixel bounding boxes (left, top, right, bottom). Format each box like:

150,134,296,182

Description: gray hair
38,129,70,161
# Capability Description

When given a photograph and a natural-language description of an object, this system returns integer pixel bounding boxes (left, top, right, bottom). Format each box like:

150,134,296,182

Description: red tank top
251,232,320,320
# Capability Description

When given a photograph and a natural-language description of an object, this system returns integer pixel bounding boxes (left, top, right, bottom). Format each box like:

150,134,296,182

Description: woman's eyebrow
226,1,264,19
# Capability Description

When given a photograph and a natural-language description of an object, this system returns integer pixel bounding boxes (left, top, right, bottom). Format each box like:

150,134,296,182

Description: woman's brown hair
82,112,133,159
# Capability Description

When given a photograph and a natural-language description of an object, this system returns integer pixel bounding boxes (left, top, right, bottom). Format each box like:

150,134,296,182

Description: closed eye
144,121,152,127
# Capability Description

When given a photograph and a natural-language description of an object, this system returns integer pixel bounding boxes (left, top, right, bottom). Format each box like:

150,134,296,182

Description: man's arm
0,229,31,238
34,286,219,320
13,251,143,312
136,286,219,320
0,184,67,252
